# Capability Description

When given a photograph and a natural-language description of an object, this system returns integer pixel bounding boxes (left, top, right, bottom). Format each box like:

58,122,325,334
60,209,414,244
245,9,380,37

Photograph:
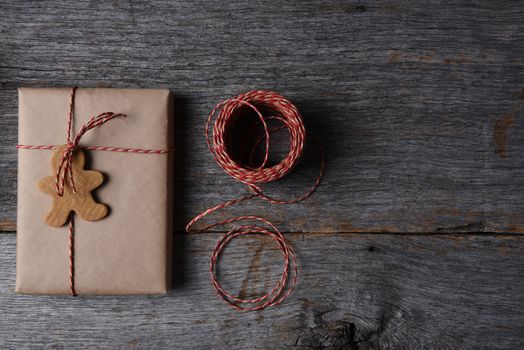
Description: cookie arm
83,170,104,190
38,176,56,195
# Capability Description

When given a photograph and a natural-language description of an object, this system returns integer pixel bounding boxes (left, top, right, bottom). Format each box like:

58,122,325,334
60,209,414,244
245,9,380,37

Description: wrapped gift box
16,87,173,295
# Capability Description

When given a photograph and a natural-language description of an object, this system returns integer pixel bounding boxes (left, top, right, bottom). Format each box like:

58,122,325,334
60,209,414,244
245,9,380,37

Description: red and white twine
17,87,170,296
186,90,325,311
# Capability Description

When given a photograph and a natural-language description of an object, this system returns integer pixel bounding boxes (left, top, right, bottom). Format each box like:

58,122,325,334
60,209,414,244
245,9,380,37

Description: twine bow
55,105,126,196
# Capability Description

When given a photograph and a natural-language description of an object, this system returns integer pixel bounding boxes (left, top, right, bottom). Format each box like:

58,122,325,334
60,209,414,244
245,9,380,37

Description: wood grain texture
0,0,523,233
0,233,523,349
1,1,524,349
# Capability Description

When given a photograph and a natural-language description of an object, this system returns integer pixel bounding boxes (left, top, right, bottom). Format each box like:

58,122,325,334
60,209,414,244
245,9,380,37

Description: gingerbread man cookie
38,145,108,227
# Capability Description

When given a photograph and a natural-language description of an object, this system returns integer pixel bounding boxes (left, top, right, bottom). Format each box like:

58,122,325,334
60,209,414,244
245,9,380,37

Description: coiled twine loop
209,90,305,185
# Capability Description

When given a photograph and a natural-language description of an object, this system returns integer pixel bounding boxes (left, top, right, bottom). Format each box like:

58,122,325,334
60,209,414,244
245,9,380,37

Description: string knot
66,140,77,150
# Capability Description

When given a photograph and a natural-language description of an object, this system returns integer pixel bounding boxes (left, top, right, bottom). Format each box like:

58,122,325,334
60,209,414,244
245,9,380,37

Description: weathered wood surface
1,0,523,233
1,0,524,349
0,233,523,349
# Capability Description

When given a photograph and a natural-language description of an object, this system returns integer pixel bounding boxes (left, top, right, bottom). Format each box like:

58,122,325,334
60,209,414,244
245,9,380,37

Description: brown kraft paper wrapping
16,87,173,295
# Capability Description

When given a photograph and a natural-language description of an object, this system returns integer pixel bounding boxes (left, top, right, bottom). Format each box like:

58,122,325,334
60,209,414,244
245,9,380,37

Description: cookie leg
44,199,72,227
75,195,108,222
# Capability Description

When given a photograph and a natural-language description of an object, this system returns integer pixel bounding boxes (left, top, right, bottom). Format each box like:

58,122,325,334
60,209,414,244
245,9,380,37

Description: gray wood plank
1,0,524,233
0,232,523,349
